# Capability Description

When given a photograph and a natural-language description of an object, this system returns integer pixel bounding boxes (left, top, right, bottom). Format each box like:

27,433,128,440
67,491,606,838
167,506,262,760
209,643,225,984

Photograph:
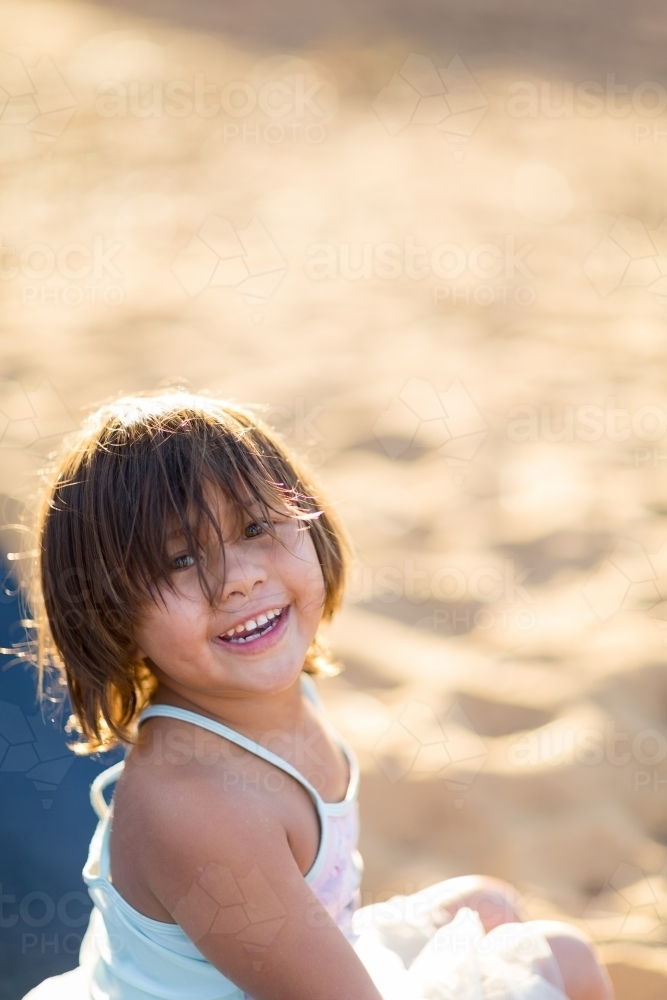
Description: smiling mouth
218,606,287,645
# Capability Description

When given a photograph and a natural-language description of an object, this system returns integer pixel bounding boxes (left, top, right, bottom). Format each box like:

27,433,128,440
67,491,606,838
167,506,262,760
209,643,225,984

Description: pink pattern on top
309,807,363,940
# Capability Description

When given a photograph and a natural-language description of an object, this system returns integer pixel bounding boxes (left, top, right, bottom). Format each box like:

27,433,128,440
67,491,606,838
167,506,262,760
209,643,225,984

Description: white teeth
222,607,284,641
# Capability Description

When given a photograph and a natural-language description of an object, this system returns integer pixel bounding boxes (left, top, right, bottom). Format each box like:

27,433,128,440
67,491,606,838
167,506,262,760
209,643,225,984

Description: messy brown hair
33,392,349,754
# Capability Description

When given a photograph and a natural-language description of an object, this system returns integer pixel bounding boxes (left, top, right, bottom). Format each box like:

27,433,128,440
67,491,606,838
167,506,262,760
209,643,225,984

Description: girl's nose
219,547,269,601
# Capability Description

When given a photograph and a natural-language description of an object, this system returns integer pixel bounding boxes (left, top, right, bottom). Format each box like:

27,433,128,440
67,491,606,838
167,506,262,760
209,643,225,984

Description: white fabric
353,903,568,1000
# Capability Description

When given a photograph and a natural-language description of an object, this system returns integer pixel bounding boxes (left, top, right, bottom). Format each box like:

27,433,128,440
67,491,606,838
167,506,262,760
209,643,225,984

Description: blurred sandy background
3,0,667,993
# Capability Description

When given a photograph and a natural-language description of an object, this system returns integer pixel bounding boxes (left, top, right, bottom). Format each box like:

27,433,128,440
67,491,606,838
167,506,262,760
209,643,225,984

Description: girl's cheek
287,529,321,571
296,560,327,611
284,559,321,603
137,601,194,658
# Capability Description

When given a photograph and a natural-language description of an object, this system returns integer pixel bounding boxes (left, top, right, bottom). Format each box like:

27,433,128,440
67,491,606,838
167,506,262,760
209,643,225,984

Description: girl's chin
226,657,306,695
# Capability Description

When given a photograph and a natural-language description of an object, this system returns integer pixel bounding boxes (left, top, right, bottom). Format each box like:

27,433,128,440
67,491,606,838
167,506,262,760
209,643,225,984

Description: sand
2,0,667,992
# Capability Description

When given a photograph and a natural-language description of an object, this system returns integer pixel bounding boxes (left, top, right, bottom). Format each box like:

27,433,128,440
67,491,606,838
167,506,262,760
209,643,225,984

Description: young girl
24,393,612,1000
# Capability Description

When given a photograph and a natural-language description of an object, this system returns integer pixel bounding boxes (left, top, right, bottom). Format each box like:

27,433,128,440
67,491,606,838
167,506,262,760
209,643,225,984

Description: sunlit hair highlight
33,393,349,753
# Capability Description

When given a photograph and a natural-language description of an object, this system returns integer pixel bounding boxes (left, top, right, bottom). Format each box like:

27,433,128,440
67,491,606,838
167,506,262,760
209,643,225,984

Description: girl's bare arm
139,776,383,1000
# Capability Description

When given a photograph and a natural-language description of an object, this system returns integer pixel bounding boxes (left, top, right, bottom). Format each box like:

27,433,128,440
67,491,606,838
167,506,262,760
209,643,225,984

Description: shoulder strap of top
138,702,325,807
87,676,356,823
90,760,125,819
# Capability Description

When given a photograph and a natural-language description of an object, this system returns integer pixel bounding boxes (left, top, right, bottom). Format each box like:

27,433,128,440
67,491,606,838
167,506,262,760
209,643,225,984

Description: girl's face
134,488,327,700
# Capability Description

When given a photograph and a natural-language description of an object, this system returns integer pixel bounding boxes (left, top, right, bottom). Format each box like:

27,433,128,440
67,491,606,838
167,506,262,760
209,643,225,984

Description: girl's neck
150,672,309,743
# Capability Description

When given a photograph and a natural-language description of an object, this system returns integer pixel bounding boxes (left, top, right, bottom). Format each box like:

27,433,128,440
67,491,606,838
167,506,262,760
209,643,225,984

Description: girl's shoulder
106,718,306,922
108,707,325,901
115,710,299,815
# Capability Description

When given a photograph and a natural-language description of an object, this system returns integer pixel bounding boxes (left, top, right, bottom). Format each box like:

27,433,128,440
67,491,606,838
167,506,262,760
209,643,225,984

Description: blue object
0,564,121,1000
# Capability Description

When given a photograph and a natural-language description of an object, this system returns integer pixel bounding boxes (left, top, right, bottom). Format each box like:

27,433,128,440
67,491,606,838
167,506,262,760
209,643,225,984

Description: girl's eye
244,521,267,538
172,553,196,571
